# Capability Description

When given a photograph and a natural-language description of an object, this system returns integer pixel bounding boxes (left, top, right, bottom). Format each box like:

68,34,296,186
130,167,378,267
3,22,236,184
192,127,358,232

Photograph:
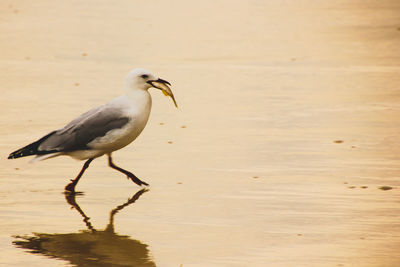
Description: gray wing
38,105,130,152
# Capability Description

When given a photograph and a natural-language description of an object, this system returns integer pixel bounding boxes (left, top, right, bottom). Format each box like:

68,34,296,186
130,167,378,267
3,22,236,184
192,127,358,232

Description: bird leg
65,158,94,193
107,154,149,186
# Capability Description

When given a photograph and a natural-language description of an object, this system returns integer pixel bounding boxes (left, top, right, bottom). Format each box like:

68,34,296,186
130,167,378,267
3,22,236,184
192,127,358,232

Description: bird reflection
13,189,155,267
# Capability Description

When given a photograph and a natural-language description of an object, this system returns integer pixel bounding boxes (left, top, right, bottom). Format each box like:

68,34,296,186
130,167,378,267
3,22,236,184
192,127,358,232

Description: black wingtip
8,131,57,160
8,148,35,159
7,150,26,159
8,150,20,159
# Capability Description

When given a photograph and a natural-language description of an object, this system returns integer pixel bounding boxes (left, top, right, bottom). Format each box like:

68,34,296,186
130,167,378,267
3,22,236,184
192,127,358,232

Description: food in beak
151,81,178,108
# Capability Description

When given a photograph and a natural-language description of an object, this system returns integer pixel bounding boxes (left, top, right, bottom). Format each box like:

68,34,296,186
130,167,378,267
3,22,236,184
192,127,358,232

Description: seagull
8,68,177,193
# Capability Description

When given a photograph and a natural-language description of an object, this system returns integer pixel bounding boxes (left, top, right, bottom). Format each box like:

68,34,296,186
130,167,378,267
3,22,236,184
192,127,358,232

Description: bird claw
126,174,149,186
65,182,76,193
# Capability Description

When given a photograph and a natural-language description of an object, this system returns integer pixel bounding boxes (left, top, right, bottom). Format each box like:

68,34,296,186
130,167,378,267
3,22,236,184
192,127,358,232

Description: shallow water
1,0,400,266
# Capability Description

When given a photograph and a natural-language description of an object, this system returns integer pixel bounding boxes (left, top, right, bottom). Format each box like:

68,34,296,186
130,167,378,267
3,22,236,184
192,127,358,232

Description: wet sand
1,0,400,266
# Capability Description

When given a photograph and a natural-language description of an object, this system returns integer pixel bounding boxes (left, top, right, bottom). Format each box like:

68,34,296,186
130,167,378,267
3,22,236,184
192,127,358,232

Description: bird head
125,68,178,108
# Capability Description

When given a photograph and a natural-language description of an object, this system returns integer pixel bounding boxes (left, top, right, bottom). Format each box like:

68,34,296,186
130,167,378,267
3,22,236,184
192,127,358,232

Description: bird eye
141,74,149,79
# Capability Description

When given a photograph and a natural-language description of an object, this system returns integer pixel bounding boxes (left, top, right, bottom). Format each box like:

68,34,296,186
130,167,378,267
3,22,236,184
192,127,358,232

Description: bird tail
29,153,62,163
8,131,57,159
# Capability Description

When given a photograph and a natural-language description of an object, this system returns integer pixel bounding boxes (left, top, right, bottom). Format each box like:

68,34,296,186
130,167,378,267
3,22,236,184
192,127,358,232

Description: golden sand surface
1,1,400,266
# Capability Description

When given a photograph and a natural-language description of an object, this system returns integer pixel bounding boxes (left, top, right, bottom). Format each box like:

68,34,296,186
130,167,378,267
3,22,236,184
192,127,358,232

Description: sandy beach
1,0,400,266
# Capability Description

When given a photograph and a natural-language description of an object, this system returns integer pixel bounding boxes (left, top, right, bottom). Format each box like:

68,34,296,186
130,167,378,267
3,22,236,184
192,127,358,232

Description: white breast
87,90,152,153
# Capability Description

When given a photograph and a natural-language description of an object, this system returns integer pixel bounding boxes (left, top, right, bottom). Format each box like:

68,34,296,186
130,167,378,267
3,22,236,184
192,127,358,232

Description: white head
125,68,157,90
125,68,178,107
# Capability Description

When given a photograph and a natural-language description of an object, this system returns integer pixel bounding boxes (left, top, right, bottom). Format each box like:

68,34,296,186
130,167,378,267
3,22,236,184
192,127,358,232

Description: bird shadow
12,189,155,267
